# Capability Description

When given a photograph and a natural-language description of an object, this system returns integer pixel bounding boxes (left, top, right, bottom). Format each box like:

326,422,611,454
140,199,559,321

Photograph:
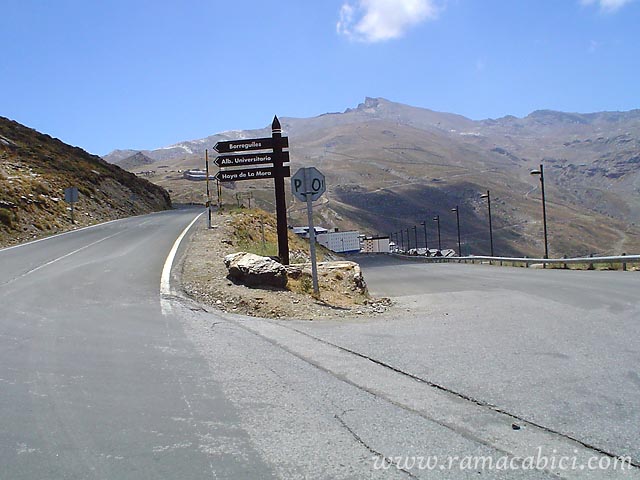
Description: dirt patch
179,209,392,319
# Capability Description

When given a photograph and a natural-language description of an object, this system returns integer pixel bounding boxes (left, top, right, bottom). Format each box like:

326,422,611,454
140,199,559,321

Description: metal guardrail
392,253,640,270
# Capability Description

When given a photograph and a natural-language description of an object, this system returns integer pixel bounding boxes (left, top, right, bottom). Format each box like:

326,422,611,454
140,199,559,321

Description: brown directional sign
214,151,289,168
214,136,288,154
215,166,291,183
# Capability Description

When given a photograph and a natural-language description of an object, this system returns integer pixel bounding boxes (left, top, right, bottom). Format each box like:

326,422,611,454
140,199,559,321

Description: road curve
2,214,639,479
0,209,275,479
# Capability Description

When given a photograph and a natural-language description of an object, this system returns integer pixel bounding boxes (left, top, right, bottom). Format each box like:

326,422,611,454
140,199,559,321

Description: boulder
224,252,288,288
285,261,367,294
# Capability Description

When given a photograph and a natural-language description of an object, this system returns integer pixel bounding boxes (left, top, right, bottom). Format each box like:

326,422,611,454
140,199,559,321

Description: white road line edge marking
0,218,123,253
1,230,125,287
160,212,204,297
0,209,171,253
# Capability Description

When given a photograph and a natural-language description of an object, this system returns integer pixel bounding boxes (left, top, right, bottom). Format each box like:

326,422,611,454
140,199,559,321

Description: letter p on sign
291,167,326,202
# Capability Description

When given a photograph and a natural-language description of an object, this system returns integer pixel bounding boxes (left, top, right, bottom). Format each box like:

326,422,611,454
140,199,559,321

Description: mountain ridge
102,97,640,257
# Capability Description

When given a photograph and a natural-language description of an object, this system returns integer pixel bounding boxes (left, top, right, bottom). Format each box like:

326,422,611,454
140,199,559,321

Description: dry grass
180,208,391,319
226,206,333,263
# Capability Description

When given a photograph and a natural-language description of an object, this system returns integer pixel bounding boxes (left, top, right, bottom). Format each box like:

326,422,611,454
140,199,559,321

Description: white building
361,236,390,254
316,231,361,254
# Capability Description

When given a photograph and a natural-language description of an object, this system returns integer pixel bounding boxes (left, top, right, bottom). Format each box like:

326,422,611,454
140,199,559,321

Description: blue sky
1,0,638,155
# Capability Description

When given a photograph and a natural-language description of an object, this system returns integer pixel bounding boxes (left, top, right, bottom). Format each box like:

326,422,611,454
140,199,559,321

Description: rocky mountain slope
115,151,156,170
0,117,172,247
103,98,640,257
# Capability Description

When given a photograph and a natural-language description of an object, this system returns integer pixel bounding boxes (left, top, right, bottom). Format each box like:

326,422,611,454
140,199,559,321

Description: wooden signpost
213,117,291,264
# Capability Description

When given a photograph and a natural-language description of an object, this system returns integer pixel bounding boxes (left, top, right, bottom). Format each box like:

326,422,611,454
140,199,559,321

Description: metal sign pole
291,166,325,295
304,169,320,294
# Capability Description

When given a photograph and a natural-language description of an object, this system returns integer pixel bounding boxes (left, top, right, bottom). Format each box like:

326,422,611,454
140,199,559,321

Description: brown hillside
0,117,171,247
103,98,640,257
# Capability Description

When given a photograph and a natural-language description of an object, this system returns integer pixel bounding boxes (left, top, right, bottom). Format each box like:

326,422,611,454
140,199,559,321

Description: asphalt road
289,256,640,473
2,214,639,479
0,210,275,479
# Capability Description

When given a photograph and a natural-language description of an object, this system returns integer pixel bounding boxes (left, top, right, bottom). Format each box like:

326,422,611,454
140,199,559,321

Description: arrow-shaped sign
215,166,291,183
214,137,288,154
214,152,289,168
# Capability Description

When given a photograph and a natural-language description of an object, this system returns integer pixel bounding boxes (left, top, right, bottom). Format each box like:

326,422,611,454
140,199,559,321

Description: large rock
224,252,288,288
285,261,367,294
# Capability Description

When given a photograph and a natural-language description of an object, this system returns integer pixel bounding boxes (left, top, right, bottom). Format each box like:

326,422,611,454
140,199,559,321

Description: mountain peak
343,97,388,114
527,110,589,125
361,97,384,109
116,151,155,169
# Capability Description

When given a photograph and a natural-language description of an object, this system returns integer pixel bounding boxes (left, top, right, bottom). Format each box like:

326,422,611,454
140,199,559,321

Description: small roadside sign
64,186,79,224
64,187,79,204
291,167,326,202
290,167,327,295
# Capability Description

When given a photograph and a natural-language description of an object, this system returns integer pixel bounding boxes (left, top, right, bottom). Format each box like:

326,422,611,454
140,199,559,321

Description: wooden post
272,116,289,265
217,179,222,211
205,149,212,228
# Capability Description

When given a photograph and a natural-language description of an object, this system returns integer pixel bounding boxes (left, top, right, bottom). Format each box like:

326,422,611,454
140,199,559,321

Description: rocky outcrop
285,261,367,294
224,252,288,288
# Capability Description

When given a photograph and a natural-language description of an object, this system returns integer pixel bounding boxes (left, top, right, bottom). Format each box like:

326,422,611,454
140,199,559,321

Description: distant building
316,231,361,254
183,169,215,181
292,226,329,237
361,236,390,254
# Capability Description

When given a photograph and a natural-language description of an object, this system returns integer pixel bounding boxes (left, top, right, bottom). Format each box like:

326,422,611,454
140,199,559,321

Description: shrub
78,185,94,197
0,208,16,228
32,181,50,196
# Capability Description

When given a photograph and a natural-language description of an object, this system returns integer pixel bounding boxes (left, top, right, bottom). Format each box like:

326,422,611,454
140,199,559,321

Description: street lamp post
412,226,418,253
406,228,410,251
400,229,404,252
451,206,462,257
530,164,549,260
480,190,494,257
433,215,441,250
420,221,428,255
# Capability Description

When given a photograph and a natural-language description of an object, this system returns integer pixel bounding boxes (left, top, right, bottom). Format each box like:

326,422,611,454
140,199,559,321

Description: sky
1,0,638,155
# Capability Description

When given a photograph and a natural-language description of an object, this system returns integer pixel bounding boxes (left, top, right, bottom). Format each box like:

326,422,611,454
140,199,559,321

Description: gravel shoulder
179,212,392,320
